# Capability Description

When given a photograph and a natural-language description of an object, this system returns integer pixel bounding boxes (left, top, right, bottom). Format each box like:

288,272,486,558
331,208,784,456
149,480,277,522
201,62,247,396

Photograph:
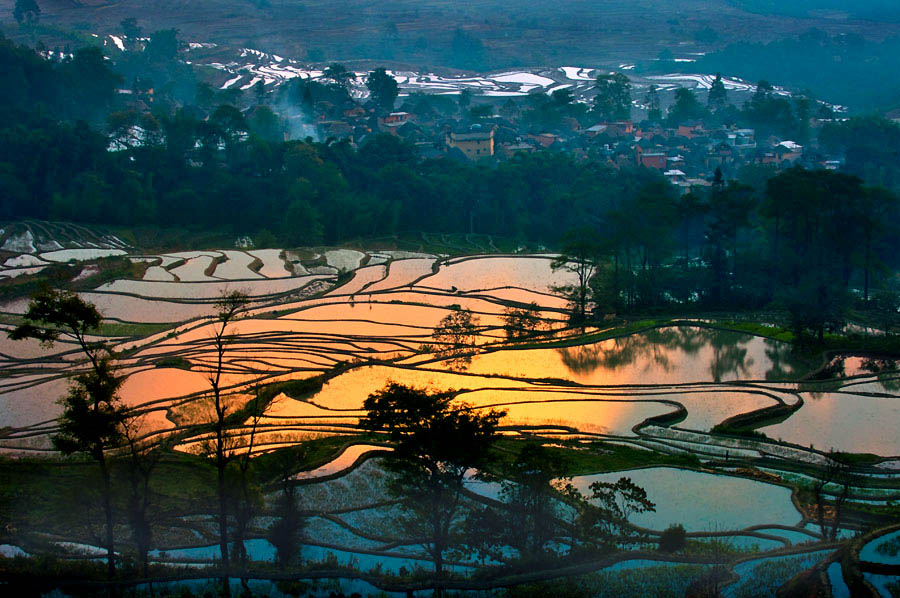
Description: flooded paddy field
1,244,898,596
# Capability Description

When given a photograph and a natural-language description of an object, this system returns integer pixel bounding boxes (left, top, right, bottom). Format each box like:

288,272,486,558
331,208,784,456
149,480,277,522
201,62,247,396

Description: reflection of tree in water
799,379,845,399
861,359,900,393
763,339,808,381
558,326,756,380
708,330,753,383
875,373,900,393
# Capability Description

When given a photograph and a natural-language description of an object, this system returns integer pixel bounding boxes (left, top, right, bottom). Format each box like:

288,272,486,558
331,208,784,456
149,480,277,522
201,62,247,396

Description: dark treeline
551,165,900,339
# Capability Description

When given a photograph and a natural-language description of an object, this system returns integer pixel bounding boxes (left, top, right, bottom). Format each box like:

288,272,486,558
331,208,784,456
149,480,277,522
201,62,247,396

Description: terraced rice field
0,244,897,595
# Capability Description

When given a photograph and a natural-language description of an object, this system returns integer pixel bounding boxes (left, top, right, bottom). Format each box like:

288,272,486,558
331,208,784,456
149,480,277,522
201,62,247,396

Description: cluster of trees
649,74,824,142
509,69,823,147
551,166,900,338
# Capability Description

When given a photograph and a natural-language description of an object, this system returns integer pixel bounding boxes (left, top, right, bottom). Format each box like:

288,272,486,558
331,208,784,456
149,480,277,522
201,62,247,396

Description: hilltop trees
366,67,399,113
323,63,355,90
668,87,707,125
707,73,728,110
594,73,632,120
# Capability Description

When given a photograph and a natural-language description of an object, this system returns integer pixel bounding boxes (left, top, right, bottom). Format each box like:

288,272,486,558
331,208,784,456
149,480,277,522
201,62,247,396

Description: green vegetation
153,356,193,370
709,425,770,440
492,439,701,475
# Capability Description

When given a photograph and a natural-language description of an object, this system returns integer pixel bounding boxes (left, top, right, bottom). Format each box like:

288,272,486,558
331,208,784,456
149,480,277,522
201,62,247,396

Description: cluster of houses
308,100,849,193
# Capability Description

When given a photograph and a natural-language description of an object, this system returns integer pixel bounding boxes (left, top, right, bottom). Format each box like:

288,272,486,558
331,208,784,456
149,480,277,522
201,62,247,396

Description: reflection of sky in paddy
0,246,819,459
571,467,800,531
0,376,70,428
420,256,578,293
467,328,804,385
762,389,900,455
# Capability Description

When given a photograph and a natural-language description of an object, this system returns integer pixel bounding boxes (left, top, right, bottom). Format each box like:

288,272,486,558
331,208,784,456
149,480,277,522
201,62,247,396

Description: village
267,68,862,194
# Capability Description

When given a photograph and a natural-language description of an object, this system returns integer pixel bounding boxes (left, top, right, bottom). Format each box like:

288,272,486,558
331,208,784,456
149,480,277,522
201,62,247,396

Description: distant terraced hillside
4,0,900,70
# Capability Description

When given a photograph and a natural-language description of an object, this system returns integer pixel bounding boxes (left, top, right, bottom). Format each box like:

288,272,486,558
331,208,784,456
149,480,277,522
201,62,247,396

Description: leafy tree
282,194,324,246
322,63,355,88
594,73,632,121
449,29,488,71
704,178,756,305
572,477,656,550
743,80,799,138
858,186,899,302
211,104,248,139
458,88,473,111
432,307,480,369
253,79,267,105
819,116,900,191
551,87,574,107
366,67,399,113
360,383,505,588
707,73,728,110
502,303,545,341
267,451,305,569
658,523,687,552
10,289,123,577
499,442,571,558
764,168,864,341
499,98,520,120
146,28,180,62
120,17,142,40
61,47,123,122
645,84,662,122
54,360,125,576
668,87,707,125
202,290,250,583
470,103,493,119
552,228,604,323
249,105,284,142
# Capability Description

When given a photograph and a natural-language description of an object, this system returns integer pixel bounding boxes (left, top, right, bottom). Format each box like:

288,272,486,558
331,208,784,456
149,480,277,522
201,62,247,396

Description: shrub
658,523,687,553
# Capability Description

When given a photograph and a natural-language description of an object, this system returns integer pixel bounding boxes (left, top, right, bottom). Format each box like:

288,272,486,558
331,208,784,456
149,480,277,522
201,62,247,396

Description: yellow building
446,127,495,161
